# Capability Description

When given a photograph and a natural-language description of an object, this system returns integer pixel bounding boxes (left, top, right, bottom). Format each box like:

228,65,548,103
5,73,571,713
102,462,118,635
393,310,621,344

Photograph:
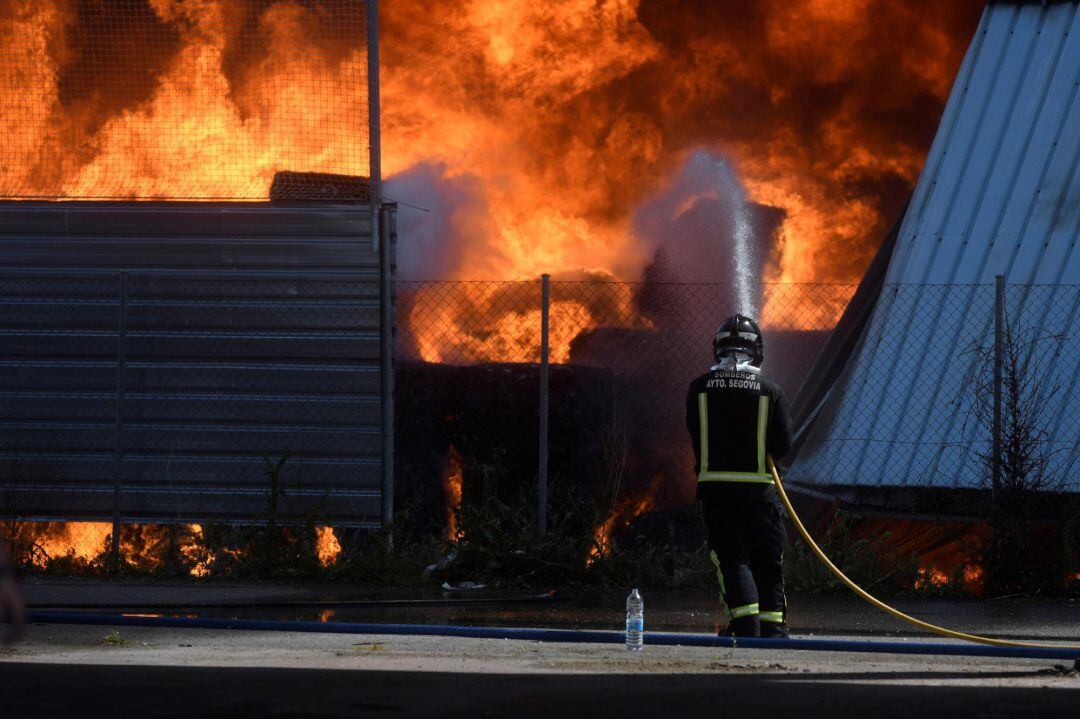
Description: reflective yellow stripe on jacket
698,392,710,473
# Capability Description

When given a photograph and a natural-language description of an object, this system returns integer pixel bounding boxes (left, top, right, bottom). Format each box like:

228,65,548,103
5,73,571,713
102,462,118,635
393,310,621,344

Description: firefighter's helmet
713,314,764,366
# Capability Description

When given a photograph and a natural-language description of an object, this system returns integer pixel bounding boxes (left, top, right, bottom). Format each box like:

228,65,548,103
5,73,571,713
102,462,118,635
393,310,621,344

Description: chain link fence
0,0,371,200
397,279,1080,578
4,275,1078,579
396,280,858,531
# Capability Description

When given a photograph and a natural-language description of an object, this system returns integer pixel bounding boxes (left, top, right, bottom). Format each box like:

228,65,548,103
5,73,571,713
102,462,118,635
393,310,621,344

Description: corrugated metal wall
0,202,390,527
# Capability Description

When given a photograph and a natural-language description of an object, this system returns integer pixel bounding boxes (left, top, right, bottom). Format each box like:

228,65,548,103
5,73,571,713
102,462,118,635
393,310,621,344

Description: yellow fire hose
767,455,1077,650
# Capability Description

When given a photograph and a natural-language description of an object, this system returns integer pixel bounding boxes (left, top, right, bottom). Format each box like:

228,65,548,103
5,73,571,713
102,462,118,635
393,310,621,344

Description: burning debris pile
395,361,614,537
3,520,342,576
384,0,984,565
380,0,996,577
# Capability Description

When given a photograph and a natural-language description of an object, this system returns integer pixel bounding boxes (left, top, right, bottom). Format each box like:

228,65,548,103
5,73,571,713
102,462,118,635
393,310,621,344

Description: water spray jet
708,157,758,317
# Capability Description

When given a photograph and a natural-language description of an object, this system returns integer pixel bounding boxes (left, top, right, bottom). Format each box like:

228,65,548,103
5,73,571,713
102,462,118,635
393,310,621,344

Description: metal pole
366,0,382,230
366,0,393,535
380,205,395,535
537,274,550,539
992,274,1004,502
111,271,129,572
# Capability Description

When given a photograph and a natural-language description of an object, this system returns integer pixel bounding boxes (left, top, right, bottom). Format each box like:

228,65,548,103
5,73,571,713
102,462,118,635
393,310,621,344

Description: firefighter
686,314,793,638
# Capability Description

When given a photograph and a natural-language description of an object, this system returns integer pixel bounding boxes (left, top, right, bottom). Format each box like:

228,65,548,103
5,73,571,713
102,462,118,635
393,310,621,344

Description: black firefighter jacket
686,366,794,502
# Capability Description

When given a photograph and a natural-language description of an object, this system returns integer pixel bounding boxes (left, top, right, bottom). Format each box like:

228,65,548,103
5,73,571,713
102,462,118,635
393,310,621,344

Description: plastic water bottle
625,588,644,651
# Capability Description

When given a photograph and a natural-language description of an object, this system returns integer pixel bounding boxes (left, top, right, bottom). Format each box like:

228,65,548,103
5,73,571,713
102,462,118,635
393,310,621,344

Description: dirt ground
2,622,1078,718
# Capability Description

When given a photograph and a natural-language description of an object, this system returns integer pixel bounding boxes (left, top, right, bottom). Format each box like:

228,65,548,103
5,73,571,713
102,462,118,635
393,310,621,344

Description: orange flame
315,526,341,567
588,484,658,565
14,520,342,576
410,283,648,364
28,521,112,565
0,1,367,200
914,564,986,595
23,521,209,575
443,446,465,541
181,524,211,578
914,566,949,591
962,564,985,594
382,0,980,310
1,3,981,349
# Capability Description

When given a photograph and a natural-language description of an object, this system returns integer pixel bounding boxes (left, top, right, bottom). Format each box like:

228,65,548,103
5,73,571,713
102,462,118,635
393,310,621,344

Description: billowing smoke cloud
385,164,490,279
633,151,783,315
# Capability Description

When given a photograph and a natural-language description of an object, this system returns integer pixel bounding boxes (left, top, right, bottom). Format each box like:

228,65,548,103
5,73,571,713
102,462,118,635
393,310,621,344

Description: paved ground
3,580,1079,717
3,622,1079,717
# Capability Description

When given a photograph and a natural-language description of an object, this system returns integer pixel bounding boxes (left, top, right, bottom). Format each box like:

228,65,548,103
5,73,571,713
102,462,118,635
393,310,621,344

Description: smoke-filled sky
382,0,986,285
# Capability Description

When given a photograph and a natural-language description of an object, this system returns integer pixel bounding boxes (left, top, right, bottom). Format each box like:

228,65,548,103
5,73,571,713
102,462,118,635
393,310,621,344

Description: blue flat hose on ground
24,610,1080,662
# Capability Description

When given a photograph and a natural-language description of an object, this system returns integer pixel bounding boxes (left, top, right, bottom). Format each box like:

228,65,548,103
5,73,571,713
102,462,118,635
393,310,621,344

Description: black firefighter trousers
700,484,787,635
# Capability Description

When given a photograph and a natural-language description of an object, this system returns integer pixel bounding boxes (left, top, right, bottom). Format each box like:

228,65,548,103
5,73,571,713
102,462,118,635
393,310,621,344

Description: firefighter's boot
720,614,760,638
759,621,789,639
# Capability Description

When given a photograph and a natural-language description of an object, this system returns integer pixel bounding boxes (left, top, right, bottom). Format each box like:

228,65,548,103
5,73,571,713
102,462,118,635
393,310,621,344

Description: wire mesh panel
0,0,370,200
0,271,124,522
6,276,1077,562
120,272,382,525
397,281,543,365
398,279,1080,507
395,281,549,535
794,285,995,490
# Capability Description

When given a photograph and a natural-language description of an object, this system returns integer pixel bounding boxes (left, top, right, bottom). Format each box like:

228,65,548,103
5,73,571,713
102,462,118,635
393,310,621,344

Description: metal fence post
368,0,394,543
380,206,395,542
992,274,1004,504
367,0,381,204
111,271,129,572
537,274,550,540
